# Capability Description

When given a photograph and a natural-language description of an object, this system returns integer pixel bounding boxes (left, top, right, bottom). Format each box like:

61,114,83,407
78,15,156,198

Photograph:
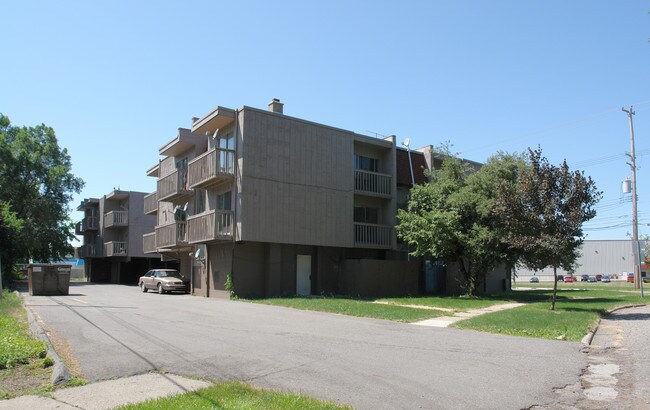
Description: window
354,206,378,224
217,191,232,211
219,132,234,150
195,189,207,214
354,154,378,172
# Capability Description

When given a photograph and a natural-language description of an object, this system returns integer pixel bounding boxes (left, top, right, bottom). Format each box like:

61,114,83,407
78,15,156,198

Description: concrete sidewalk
0,373,211,410
412,302,527,327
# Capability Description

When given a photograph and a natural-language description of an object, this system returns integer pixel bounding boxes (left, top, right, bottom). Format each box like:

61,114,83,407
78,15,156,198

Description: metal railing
105,241,128,257
155,221,188,248
143,191,158,214
157,169,190,201
188,148,235,188
354,169,392,197
354,222,392,248
187,210,233,243
143,232,157,253
104,211,128,228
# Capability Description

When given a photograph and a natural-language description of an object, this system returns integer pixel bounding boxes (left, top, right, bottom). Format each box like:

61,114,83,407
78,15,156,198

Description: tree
0,114,84,284
396,150,525,295
496,147,601,310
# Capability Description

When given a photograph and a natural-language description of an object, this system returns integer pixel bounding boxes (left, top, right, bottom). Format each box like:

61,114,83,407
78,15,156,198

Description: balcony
155,221,188,249
104,211,128,228
188,148,235,189
75,221,83,235
78,244,102,258
144,192,158,215
143,232,157,254
157,169,191,202
105,241,128,257
187,210,233,244
354,223,392,249
80,216,99,232
354,170,392,197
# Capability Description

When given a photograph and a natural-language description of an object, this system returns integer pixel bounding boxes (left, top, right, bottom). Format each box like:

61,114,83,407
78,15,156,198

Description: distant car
596,274,602,282
627,272,635,283
139,269,189,294
557,275,564,282
564,276,576,283
588,276,597,283
602,275,611,283
581,274,590,282
530,276,539,283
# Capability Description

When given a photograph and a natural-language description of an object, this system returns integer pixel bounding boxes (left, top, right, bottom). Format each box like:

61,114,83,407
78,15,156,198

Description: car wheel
157,283,164,294
140,282,147,293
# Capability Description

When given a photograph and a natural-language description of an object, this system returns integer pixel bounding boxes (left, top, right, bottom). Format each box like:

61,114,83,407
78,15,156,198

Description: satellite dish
402,138,410,148
183,202,188,212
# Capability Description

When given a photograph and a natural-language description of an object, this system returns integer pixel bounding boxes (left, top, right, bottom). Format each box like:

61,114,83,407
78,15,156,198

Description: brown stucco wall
339,259,419,297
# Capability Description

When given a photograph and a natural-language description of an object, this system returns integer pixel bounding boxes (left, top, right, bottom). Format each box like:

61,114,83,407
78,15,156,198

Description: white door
296,255,312,296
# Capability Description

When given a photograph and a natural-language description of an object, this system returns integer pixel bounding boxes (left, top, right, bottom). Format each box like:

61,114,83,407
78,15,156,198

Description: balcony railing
354,170,392,197
80,216,99,231
143,232,157,253
157,169,191,201
143,192,158,215
188,148,235,189
187,210,233,244
155,221,188,249
104,211,128,228
354,223,392,249
105,241,128,257
78,244,102,258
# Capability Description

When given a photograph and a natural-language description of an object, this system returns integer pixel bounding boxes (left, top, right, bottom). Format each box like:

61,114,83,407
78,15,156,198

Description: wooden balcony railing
157,169,191,201
354,223,392,249
143,232,157,254
354,169,392,197
104,211,128,228
78,244,102,258
81,216,99,231
143,191,158,215
187,210,233,244
105,241,128,257
155,221,188,249
188,148,235,189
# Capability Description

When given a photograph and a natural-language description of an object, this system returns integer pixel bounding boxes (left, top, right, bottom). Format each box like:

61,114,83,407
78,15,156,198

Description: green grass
247,296,448,322
376,295,515,311
118,381,350,410
453,286,647,341
0,290,48,369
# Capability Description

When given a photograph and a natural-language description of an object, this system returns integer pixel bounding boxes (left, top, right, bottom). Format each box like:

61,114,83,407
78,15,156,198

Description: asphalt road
25,283,586,409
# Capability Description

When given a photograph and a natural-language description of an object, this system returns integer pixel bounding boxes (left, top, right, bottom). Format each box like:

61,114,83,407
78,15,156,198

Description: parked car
530,276,539,283
588,276,597,283
139,269,189,294
595,274,602,281
627,272,635,283
581,274,590,282
564,276,576,283
601,275,611,283
557,275,564,282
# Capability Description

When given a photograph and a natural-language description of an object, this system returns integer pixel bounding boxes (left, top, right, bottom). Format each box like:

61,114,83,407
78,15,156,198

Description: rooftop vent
268,98,284,114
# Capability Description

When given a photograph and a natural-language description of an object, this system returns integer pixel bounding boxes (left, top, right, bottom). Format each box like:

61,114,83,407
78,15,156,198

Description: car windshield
158,271,182,278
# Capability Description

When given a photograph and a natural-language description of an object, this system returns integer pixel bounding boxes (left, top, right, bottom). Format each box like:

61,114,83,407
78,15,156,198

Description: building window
219,132,234,150
195,189,207,214
354,206,378,224
354,154,378,172
217,191,232,211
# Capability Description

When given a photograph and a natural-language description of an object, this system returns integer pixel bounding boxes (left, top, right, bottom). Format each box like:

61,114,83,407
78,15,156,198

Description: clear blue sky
2,1,648,243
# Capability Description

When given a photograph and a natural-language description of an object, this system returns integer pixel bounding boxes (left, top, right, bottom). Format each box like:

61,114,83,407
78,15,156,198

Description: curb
580,304,647,347
21,291,71,386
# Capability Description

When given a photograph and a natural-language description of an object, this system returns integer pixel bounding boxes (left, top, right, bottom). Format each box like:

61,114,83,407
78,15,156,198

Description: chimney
268,98,284,114
192,117,199,125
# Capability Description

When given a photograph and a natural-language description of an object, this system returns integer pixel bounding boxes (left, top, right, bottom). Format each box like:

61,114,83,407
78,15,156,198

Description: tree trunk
551,266,557,311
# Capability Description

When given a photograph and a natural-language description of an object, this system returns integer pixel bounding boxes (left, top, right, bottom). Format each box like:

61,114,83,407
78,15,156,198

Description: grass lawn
118,381,350,410
246,296,448,322
376,295,515,311
0,290,51,399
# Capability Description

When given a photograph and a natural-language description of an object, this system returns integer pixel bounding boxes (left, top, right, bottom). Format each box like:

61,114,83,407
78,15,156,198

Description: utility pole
623,106,642,294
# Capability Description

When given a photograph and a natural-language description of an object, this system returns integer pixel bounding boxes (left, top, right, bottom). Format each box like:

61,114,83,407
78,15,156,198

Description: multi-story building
76,190,163,283
143,99,507,298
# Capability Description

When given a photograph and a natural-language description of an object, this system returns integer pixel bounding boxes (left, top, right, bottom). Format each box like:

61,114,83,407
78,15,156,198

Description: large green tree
0,114,84,284
496,147,601,310
396,151,525,295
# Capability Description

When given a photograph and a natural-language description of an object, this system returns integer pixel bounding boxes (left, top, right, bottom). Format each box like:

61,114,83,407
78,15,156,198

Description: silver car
139,269,189,294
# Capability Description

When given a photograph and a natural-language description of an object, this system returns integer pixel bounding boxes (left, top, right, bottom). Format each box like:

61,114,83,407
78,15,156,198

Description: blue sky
1,1,648,242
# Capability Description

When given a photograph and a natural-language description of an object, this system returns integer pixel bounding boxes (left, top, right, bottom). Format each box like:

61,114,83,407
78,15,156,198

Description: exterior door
296,255,312,296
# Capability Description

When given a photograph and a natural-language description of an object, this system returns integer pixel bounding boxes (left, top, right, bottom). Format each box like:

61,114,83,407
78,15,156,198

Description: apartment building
76,190,163,283
143,100,507,298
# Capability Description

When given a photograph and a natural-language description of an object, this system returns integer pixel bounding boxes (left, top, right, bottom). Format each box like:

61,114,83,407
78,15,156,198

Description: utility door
296,255,312,296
